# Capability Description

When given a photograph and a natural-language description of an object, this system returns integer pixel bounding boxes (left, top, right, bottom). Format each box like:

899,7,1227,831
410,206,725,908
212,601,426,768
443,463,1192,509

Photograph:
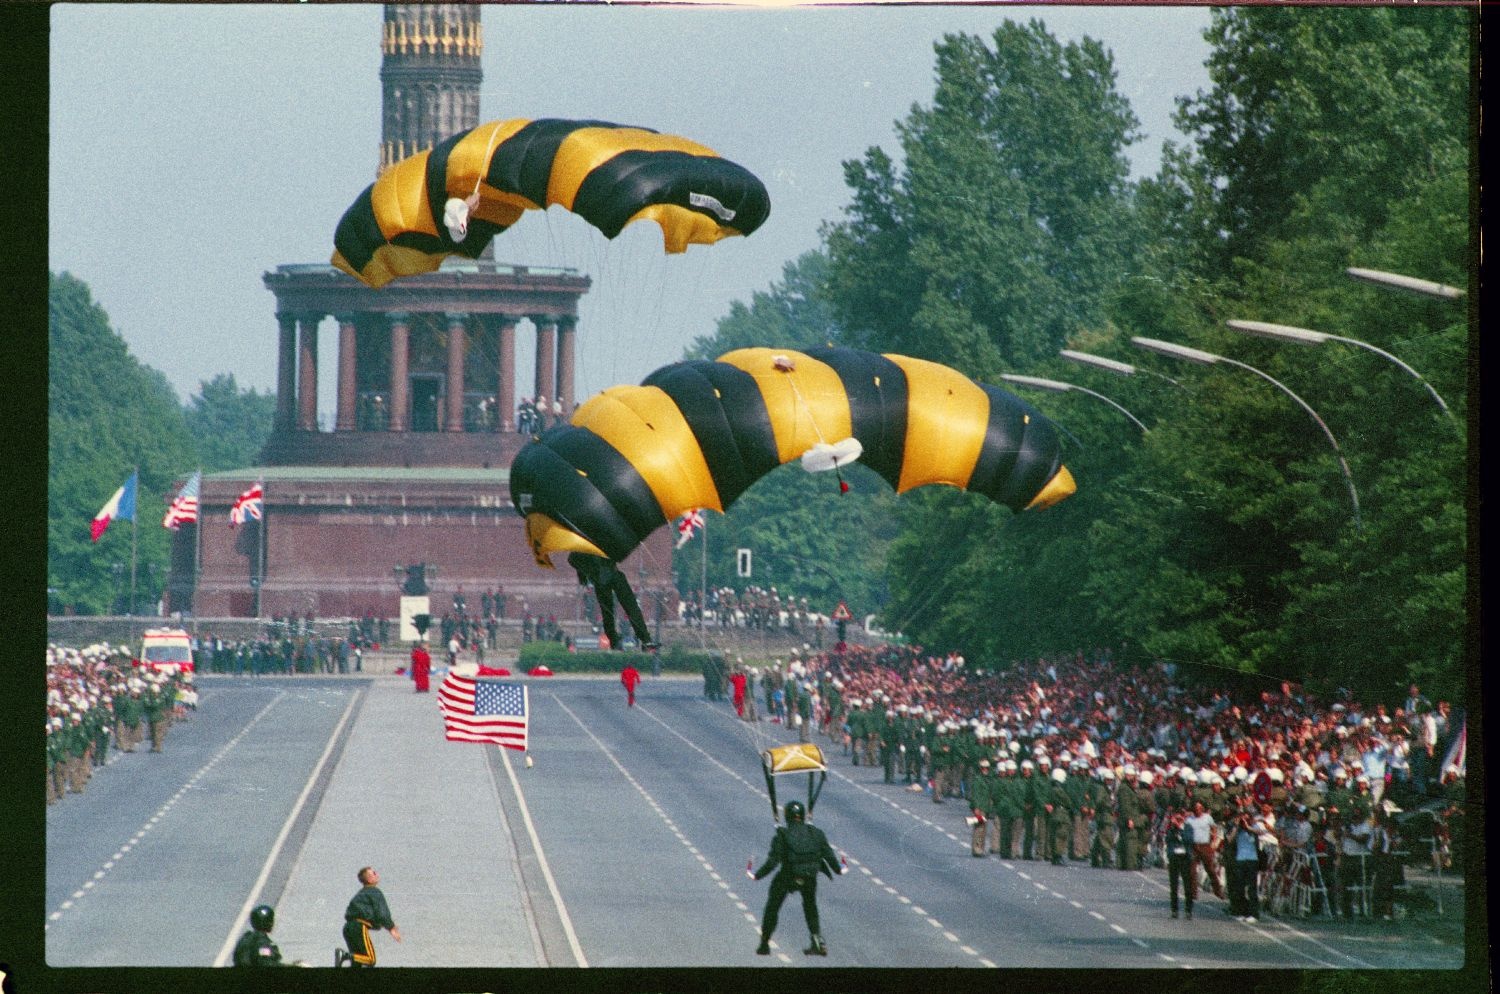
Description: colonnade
273,310,577,434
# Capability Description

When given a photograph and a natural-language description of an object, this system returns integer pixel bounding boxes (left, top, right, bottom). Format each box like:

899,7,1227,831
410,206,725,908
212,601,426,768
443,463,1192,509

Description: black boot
756,934,771,955
803,934,827,956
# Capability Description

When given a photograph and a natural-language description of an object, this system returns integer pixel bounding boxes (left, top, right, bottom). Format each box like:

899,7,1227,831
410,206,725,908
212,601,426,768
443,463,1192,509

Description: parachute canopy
510,346,1076,568
762,743,828,823
332,118,771,289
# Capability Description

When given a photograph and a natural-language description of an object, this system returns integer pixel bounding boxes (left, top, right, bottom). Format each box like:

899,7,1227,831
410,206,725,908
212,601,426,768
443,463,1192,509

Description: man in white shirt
1184,800,1224,900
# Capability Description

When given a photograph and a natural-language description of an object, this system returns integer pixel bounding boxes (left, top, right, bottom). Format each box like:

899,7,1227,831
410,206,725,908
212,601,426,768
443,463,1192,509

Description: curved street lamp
1131,337,1362,532
1226,319,1454,421
1346,267,1465,301
1059,349,1188,390
1001,373,1149,435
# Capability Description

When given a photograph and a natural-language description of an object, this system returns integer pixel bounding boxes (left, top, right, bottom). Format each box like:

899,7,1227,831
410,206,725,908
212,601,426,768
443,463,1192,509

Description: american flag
229,482,263,527
163,472,201,529
676,508,705,548
438,675,529,750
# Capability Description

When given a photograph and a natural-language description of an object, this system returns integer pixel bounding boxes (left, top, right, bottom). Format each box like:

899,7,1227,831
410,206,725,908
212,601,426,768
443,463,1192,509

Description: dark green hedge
516,641,724,675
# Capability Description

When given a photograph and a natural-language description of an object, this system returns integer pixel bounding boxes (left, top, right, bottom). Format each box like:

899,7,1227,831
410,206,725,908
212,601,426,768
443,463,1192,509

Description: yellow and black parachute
332,118,771,289
510,346,1076,567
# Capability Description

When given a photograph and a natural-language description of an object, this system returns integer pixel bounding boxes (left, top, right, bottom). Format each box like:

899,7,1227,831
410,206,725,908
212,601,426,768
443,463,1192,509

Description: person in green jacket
343,867,402,967
1089,768,1118,868
1046,768,1073,866
995,760,1025,858
1116,767,1147,870
969,759,994,856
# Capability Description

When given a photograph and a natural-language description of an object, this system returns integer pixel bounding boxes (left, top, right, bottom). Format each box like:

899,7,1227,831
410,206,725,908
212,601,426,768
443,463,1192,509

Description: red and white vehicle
135,627,196,674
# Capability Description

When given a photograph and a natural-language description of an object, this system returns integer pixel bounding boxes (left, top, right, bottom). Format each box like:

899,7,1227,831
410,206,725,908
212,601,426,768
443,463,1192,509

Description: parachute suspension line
469,122,505,201
780,366,852,493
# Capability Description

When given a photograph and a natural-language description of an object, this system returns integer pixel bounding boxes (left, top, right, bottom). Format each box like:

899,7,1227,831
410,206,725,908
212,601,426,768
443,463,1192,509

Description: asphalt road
43,674,1466,972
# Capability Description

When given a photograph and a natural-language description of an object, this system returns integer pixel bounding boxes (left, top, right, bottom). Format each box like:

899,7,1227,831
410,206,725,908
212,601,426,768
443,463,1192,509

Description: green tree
185,373,275,471
1160,7,1471,277
49,272,196,614
823,19,1141,372
672,252,897,614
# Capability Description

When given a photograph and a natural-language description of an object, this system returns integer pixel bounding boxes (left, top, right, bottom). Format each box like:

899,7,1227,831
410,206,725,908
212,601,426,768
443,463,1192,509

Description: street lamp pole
1131,337,1362,532
1345,267,1464,301
1000,373,1149,435
1059,349,1188,390
1227,319,1454,421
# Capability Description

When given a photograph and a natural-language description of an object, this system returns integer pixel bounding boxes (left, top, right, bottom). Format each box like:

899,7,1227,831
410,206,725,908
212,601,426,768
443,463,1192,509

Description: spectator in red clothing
731,665,749,717
410,642,431,693
621,663,642,707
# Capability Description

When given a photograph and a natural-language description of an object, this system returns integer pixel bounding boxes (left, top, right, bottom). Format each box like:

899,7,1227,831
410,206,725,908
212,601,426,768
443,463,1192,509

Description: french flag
91,471,138,543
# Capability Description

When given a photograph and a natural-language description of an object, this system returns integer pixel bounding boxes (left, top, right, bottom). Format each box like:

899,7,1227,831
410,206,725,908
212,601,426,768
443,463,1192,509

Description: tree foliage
822,19,1141,373
48,272,277,615
809,10,1470,704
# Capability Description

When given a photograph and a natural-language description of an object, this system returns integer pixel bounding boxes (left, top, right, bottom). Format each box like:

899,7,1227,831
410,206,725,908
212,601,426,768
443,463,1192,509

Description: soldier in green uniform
1116,767,1146,870
1046,768,1073,866
995,760,1024,857
343,867,402,967
968,758,994,856
1016,760,1040,858
898,707,923,785
1032,757,1055,860
233,905,286,967
861,700,881,767
845,700,865,764
930,729,956,804
795,684,814,743
879,709,900,783
1065,759,1090,860
752,801,844,956
46,715,64,804
1090,767,1117,868
143,679,171,753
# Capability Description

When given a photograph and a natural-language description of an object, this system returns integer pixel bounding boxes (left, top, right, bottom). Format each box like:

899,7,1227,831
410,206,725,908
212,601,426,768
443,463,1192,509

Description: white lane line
1132,938,1149,948
1109,923,1128,934
51,689,291,935
496,745,589,967
1089,911,1106,921
212,688,358,967
1132,863,1371,968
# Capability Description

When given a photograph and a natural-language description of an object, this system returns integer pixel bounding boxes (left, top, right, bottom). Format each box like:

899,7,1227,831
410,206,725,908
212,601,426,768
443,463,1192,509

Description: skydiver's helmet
784,801,806,824
250,905,275,932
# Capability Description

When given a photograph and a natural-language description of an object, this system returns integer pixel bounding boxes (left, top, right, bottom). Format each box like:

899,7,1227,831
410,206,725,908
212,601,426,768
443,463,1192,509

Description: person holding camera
1226,811,1263,922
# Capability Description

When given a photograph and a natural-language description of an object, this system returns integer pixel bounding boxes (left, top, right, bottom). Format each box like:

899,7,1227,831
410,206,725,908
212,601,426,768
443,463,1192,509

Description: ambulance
135,627,196,674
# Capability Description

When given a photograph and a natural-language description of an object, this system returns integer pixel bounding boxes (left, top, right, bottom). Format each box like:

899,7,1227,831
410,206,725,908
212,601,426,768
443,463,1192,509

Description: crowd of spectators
679,585,829,644
751,642,1465,922
46,643,194,804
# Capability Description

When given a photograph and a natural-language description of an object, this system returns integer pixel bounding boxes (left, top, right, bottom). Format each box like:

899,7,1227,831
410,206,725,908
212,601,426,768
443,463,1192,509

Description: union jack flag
229,482,263,527
163,472,201,529
676,508,705,548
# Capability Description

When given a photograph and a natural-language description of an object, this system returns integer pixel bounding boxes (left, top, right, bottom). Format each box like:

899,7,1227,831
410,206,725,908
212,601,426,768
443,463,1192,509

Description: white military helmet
1051,768,1067,783
1139,770,1155,786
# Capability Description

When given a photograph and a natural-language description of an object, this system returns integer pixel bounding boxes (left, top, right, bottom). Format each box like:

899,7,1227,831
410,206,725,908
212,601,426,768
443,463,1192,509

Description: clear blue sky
50,4,1213,424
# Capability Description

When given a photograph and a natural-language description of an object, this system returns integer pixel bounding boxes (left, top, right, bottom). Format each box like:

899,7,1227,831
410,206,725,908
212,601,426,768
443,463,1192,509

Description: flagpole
130,465,138,616
193,468,203,614
257,487,267,619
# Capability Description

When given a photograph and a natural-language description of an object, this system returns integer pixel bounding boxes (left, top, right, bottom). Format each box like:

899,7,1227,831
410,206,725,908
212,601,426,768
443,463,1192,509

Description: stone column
297,313,320,432
497,316,517,432
275,312,297,431
533,315,556,420
445,312,467,432
335,314,358,432
388,311,410,432
556,315,577,417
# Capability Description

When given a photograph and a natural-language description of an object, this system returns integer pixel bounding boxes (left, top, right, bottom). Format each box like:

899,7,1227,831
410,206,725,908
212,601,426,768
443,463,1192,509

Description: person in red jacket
410,642,431,693
731,666,749,717
621,663,641,707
